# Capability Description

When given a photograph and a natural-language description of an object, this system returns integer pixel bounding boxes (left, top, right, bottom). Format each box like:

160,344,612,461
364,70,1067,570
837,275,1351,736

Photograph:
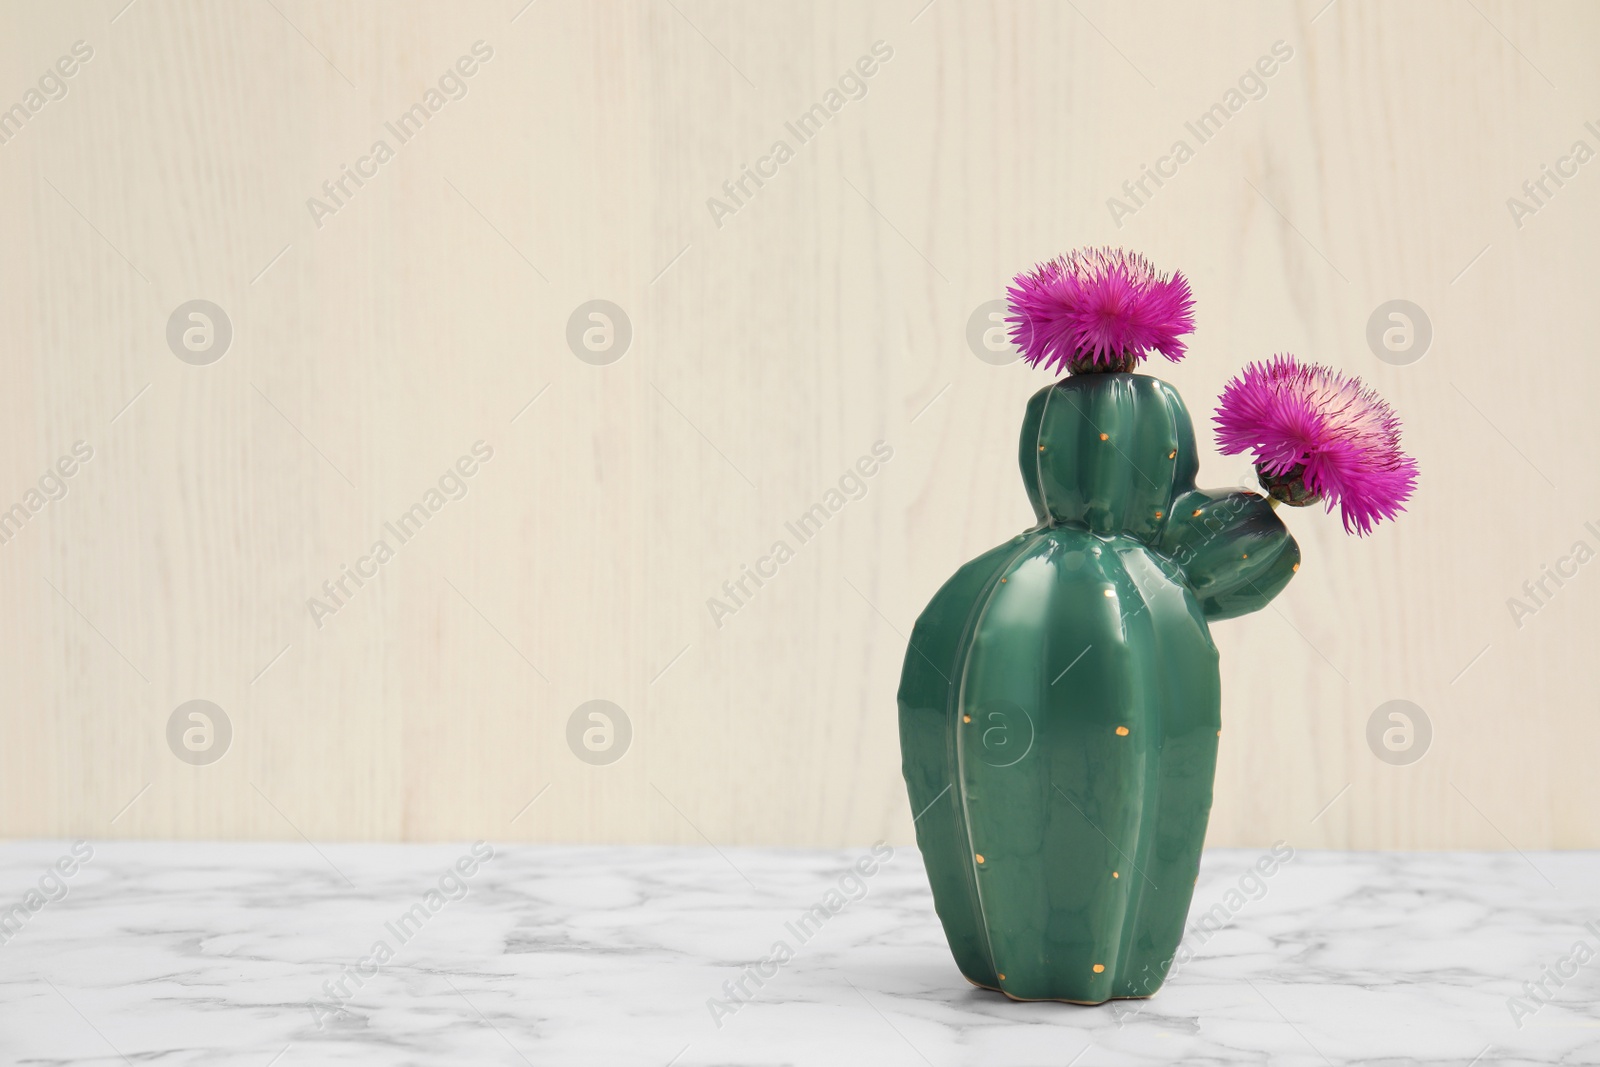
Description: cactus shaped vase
897,371,1299,1004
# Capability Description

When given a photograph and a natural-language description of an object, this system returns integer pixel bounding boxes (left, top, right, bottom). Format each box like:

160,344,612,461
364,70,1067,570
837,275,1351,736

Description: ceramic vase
897,371,1299,1004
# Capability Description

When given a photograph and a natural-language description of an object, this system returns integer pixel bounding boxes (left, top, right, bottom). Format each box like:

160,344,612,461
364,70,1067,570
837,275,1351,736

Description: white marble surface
0,841,1595,1066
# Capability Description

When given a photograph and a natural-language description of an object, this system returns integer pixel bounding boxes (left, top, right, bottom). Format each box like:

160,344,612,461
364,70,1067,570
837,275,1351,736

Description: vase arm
1158,488,1300,621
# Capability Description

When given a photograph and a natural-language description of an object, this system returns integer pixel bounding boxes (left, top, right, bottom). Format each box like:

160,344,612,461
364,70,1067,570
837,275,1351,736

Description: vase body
897,373,1299,1004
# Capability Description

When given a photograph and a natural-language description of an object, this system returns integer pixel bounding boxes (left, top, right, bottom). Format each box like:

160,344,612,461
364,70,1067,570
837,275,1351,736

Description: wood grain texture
0,0,1594,849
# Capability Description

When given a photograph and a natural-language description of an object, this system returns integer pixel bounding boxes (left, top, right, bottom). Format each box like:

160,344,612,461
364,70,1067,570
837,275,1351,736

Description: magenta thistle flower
1214,354,1419,536
1005,248,1196,373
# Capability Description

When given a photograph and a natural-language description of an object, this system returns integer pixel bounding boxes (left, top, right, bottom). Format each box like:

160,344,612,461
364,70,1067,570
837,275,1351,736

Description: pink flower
1214,355,1419,536
1005,248,1196,373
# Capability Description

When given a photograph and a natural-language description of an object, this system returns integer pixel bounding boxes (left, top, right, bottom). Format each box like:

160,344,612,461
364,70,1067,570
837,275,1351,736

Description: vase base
963,975,1159,1006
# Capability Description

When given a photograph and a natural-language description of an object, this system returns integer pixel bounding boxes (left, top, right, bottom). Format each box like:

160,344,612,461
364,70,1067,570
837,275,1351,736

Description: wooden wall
1,0,1595,849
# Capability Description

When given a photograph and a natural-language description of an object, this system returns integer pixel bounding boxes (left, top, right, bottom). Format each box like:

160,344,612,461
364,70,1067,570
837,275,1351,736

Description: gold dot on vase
1112,871,1120,879
1103,588,1115,597
1099,433,1109,441
1168,450,1176,459
1293,563,1300,572
963,715,972,723
1192,508,1202,517
997,973,1006,980
1115,726,1129,736
1000,578,1007,583
1154,511,1163,519
975,853,985,864
1242,553,1249,559
1039,445,1047,452
1093,964,1105,973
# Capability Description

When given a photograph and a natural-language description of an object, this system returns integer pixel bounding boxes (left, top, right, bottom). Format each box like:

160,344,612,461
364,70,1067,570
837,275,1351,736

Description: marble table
0,841,1595,1065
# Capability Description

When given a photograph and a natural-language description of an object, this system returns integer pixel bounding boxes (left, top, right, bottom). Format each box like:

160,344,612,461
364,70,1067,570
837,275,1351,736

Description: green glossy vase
897,372,1299,1004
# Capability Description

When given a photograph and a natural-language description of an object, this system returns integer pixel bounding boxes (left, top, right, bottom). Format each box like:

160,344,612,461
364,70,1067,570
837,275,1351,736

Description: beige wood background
1,0,1595,850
